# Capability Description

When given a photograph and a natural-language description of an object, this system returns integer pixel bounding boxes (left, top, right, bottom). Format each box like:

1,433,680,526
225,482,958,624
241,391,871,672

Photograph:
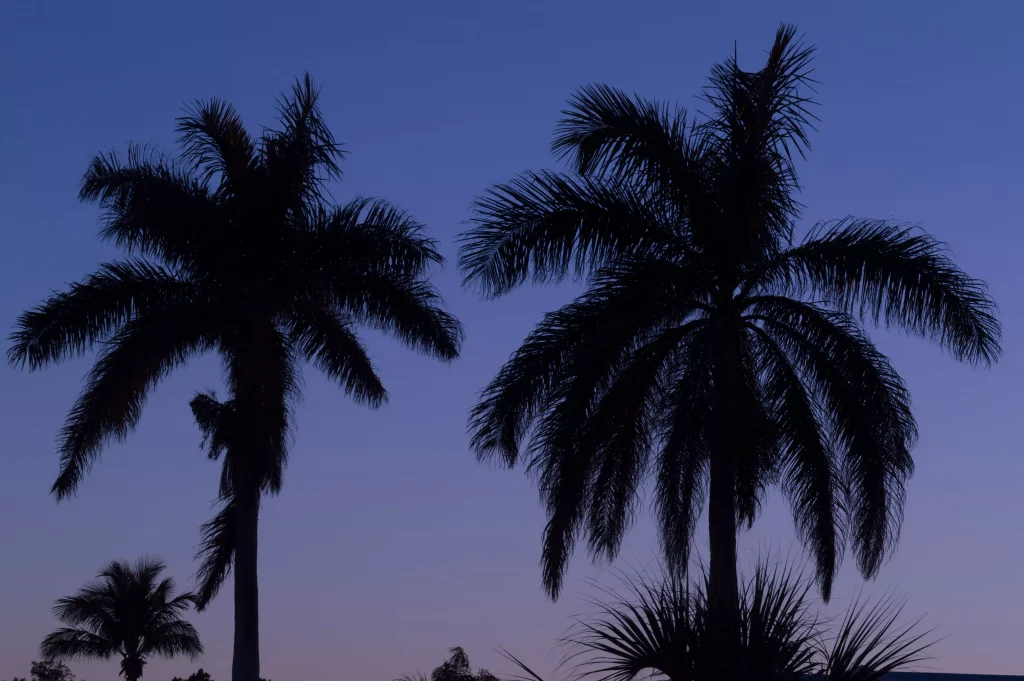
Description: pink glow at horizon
1,2,1022,679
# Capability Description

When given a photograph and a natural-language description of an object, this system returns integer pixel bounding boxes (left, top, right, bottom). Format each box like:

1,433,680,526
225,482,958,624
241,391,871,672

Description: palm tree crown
8,72,462,499
9,73,463,681
457,25,1000,606
41,558,201,681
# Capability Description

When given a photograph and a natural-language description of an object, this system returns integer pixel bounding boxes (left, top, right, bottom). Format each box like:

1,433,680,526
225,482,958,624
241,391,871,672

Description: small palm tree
501,560,933,681
9,74,463,681
457,22,1000,631
40,558,202,681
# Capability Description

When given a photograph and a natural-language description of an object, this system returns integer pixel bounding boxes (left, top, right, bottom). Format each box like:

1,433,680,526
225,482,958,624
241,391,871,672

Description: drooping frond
52,305,218,499
189,391,234,464
750,325,844,599
749,297,914,579
78,147,220,267
469,256,707,468
8,260,201,370
335,274,463,362
145,620,203,659
288,302,386,407
311,198,444,279
460,170,676,296
770,218,1001,365
655,331,713,576
192,498,236,610
40,629,118,662
583,322,706,563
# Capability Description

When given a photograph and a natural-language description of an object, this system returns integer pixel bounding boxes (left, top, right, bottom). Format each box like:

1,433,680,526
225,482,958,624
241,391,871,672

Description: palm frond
288,303,387,407
192,497,236,610
583,322,705,563
703,22,818,163
459,170,675,297
819,593,935,681
8,260,200,371
655,333,713,577
553,83,696,187
175,98,256,187
771,218,1001,365
40,628,117,662
145,620,203,659
749,297,914,579
52,306,217,499
312,198,445,279
567,570,699,681
264,72,345,203
78,146,220,267
188,391,234,464
751,325,844,599
336,274,463,362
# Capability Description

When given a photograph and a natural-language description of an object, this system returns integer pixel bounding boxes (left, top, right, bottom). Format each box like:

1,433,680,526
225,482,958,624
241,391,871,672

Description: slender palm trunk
232,463,260,681
707,449,739,615
706,311,742,677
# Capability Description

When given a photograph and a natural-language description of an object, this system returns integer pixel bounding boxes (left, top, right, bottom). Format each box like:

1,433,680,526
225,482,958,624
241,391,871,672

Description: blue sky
2,2,1023,679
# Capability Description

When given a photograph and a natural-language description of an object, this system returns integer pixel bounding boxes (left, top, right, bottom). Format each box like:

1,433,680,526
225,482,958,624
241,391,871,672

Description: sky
1,1,1023,679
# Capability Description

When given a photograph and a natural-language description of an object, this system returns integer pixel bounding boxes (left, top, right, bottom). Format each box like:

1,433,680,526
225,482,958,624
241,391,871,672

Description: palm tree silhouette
458,23,999,634
9,74,463,681
40,558,201,681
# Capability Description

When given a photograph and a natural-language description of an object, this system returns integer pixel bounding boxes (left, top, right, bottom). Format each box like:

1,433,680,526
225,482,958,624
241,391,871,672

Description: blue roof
888,674,1023,680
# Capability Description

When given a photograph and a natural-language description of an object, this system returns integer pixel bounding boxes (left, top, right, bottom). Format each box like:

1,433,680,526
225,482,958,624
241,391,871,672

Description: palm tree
457,23,999,631
396,647,499,681
500,560,934,681
40,558,202,681
9,74,463,681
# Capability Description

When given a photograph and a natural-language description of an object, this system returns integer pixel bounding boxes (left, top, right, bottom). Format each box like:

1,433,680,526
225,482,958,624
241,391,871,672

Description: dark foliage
40,558,201,681
458,24,1000,604
396,647,499,681
501,560,934,681
9,74,462,681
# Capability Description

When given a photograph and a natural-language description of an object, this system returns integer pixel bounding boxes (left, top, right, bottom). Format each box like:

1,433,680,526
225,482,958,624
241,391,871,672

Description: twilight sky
2,1,1023,679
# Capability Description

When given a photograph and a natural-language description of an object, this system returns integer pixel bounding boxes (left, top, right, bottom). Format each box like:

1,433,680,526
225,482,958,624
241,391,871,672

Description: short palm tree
458,23,999,628
40,558,202,681
9,74,463,681
501,560,933,681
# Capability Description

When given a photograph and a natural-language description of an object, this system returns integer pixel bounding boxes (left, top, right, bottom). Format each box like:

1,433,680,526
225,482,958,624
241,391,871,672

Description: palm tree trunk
232,467,260,681
706,313,742,677
707,449,739,616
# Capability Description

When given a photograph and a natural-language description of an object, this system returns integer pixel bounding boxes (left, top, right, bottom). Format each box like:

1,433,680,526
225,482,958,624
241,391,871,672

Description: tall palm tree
457,23,999,629
40,558,202,681
9,74,463,681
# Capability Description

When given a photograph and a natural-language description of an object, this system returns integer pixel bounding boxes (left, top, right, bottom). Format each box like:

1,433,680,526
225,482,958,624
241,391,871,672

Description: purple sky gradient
2,2,1023,679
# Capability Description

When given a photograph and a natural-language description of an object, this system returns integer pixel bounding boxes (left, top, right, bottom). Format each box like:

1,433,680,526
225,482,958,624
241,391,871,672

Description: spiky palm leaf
501,560,933,681
40,558,201,681
458,23,1000,609
10,74,463,681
